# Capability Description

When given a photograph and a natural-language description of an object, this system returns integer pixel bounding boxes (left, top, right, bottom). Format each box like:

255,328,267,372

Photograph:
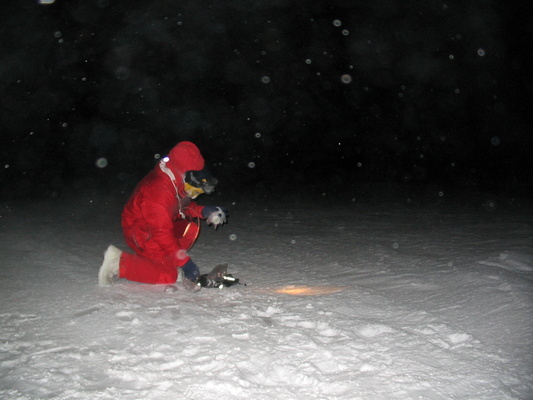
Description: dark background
1,0,531,202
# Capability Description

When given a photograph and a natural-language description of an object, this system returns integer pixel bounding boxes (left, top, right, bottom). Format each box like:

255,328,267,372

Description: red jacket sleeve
182,202,204,219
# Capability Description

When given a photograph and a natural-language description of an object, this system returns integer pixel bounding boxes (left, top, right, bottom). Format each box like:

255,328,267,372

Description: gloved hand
181,259,200,282
201,206,228,229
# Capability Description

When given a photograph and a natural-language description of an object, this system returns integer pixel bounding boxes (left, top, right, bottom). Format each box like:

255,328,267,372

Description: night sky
1,0,531,200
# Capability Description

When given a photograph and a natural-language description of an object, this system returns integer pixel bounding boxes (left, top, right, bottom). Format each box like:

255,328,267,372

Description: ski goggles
184,169,218,196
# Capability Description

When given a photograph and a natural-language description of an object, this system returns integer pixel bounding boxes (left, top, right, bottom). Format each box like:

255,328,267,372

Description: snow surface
1,192,532,399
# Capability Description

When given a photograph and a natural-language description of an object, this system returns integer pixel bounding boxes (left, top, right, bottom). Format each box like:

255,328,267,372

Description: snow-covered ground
1,191,532,399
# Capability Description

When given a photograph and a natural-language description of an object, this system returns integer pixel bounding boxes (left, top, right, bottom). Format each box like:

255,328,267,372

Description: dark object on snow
197,263,244,288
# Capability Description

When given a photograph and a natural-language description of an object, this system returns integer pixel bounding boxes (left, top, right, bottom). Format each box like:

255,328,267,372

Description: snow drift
0,192,531,399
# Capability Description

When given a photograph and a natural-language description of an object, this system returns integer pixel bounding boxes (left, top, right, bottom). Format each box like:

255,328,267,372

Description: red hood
165,141,205,176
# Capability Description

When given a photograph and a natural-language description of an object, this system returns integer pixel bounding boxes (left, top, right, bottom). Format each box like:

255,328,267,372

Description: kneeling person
98,141,227,286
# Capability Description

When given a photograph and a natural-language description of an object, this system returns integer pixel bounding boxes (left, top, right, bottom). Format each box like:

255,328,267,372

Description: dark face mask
185,170,218,195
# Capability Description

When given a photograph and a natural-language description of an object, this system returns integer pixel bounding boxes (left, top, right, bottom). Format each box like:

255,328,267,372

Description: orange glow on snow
275,285,346,296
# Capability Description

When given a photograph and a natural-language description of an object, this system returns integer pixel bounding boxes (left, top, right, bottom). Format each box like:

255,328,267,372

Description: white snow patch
357,324,397,338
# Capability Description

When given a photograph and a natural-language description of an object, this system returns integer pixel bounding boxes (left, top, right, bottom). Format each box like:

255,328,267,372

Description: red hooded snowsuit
119,141,207,284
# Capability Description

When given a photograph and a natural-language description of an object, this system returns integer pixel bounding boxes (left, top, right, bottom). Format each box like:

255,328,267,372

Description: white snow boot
98,245,122,286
